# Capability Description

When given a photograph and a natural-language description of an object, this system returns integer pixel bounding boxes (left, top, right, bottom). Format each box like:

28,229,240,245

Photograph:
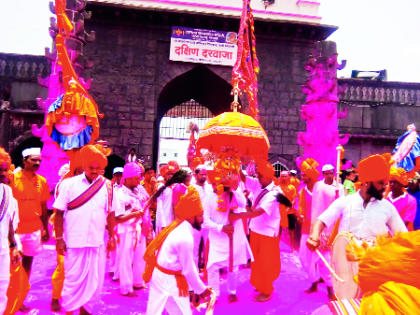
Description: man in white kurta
203,176,253,302
53,145,115,315
192,166,213,268
145,186,211,315
0,182,19,314
307,155,408,300
114,163,148,296
305,164,345,298
232,160,285,302
156,165,176,232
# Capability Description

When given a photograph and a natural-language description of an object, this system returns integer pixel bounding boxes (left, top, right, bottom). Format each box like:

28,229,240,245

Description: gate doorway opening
159,100,213,169
153,65,238,169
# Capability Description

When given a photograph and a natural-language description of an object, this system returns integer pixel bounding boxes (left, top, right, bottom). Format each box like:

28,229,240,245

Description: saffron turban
80,144,108,169
0,147,12,170
390,166,409,186
175,186,203,220
301,158,319,181
256,159,275,179
358,154,390,183
160,160,180,176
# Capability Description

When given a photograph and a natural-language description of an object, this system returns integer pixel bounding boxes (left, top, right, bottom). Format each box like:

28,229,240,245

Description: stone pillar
33,0,95,204
297,41,349,172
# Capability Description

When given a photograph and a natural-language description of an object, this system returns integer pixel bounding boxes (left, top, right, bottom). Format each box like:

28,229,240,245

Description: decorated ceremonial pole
33,0,103,183
336,145,343,185
296,41,349,176
196,0,265,283
33,0,97,200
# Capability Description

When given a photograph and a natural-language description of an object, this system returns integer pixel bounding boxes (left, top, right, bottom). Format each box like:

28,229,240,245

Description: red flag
231,0,260,119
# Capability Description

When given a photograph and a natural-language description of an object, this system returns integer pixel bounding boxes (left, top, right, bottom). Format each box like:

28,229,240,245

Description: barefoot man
144,186,212,314
234,160,291,302
53,145,116,315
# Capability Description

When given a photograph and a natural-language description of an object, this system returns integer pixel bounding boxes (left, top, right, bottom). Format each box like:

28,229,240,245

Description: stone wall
0,53,48,151
338,79,420,164
84,3,332,168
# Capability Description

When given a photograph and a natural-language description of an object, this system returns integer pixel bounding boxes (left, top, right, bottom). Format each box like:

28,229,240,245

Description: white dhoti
62,244,105,313
113,242,121,281
119,231,147,295
299,234,311,273
109,246,117,273
208,260,239,297
0,252,10,314
146,268,192,315
308,248,332,286
19,230,44,256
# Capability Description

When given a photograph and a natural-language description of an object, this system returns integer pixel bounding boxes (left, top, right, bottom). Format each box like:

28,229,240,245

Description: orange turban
168,160,180,171
174,186,203,220
256,159,275,179
160,161,180,176
80,144,109,169
390,167,409,186
358,154,390,183
0,148,12,171
301,158,319,181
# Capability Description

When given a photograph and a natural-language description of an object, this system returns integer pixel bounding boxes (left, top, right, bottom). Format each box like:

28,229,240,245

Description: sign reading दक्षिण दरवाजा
169,26,238,66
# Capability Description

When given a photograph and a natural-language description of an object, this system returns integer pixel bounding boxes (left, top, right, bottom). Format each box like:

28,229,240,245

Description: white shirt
156,220,206,294
318,192,408,238
126,154,137,163
322,179,345,197
113,185,147,234
192,183,213,202
246,177,281,237
53,173,113,248
0,184,19,255
203,190,253,268
156,183,173,229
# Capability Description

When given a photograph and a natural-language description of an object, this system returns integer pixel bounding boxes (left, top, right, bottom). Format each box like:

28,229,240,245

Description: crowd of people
0,143,418,315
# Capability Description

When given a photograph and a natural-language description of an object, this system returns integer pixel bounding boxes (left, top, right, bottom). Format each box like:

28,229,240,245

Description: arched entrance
153,65,238,168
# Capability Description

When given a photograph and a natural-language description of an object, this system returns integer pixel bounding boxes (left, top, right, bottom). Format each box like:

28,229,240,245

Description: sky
0,0,419,83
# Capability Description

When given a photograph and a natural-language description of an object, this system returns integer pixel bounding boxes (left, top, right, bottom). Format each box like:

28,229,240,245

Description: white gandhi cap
322,164,334,172
22,147,41,158
113,167,124,174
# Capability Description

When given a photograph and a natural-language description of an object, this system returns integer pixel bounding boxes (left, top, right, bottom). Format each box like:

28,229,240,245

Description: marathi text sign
170,26,238,66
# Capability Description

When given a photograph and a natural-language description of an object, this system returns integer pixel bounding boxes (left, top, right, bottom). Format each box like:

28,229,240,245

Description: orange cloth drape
51,254,65,300
4,264,30,315
250,231,280,295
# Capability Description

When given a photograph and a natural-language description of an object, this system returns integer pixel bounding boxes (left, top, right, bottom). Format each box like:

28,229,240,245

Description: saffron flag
231,0,260,119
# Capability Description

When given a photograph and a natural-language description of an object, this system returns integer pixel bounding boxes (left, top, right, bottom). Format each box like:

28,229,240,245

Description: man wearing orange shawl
53,145,116,315
0,148,20,314
386,167,416,231
234,160,286,302
297,158,319,274
144,185,211,315
305,163,345,300
307,155,408,299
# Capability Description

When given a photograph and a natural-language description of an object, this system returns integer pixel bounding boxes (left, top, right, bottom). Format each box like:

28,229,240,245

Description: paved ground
17,240,329,315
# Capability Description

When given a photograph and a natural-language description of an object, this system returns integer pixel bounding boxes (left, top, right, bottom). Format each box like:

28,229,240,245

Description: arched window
272,161,288,178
